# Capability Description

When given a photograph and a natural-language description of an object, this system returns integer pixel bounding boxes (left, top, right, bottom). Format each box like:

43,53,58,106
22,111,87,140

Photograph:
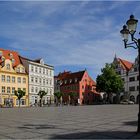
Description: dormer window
40,59,44,65
17,67,20,72
6,64,10,70
11,59,15,64
65,80,67,84
75,78,78,83
0,51,3,56
22,67,25,73
1,56,5,61
9,53,13,59
70,79,72,83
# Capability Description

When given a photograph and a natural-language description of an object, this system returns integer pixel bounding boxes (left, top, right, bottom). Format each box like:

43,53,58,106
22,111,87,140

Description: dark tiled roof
56,70,85,85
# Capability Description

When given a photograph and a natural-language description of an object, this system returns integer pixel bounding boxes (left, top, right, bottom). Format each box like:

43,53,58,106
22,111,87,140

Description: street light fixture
120,15,140,133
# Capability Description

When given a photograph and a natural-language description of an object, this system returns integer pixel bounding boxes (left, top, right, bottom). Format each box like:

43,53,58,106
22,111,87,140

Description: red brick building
55,70,100,105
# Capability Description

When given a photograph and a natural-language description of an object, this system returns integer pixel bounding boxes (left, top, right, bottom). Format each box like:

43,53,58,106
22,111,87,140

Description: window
31,77,34,83
11,59,15,64
122,78,125,82
50,70,52,76
12,87,15,94
129,86,135,91
6,64,10,70
1,75,5,82
43,68,45,74
7,87,10,93
35,87,38,93
23,78,26,83
39,68,42,73
46,79,48,85
18,88,21,91
7,76,10,83
35,77,38,83
46,70,48,75
21,99,26,105
43,79,45,85
129,77,135,82
17,77,21,83
23,88,26,92
137,86,139,91
82,85,84,89
31,66,34,72
22,67,25,73
137,76,139,81
75,78,78,83
31,87,34,92
39,78,42,84
35,67,38,73
17,67,20,72
134,67,137,72
2,86,5,93
12,77,15,83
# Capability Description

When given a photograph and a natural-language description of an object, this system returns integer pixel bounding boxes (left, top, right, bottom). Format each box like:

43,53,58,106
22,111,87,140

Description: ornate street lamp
120,15,140,133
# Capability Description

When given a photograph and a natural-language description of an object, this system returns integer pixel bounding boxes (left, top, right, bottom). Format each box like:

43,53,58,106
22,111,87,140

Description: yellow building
0,48,29,107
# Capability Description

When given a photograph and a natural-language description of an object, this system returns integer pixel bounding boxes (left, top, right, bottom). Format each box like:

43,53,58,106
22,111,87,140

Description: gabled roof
56,70,86,85
20,56,54,68
0,48,21,67
118,58,133,70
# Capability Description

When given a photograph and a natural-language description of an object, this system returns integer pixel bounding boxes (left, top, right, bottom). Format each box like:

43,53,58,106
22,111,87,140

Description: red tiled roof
118,58,133,70
0,48,21,67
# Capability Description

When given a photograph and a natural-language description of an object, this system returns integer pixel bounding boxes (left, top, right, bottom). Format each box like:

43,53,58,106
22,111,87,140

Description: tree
54,92,63,106
38,90,48,107
96,63,124,103
69,92,77,105
14,89,26,107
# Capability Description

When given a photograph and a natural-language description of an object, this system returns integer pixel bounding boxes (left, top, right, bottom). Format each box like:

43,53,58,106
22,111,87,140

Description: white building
21,57,54,106
113,55,139,103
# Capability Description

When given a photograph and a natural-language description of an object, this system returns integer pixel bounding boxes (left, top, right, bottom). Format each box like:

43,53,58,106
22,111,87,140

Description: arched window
6,64,10,70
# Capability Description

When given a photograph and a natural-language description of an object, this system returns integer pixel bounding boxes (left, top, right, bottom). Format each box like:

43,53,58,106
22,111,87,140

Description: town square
0,105,140,139
0,1,140,139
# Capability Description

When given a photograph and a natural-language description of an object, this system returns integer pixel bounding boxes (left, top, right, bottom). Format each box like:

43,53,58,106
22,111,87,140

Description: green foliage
14,89,26,107
38,90,48,99
54,92,62,100
38,90,48,107
96,63,124,94
15,89,25,100
69,92,77,98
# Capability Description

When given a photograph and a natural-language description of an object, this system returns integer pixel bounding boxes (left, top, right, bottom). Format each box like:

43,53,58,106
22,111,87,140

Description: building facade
55,70,100,105
0,48,29,107
21,57,54,106
113,55,139,103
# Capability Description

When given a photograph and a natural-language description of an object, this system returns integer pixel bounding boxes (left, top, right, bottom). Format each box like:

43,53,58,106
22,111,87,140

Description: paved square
0,105,140,139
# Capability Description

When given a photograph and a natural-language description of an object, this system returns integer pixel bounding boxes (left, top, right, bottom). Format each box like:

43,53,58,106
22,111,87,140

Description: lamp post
120,15,140,133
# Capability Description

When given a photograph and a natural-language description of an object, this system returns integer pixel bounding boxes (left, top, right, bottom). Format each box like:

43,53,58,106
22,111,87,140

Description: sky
0,1,139,80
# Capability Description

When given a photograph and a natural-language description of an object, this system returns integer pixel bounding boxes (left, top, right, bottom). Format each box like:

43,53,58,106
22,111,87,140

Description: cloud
0,1,138,79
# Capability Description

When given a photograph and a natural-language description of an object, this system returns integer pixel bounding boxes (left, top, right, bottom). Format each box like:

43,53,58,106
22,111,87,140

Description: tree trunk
19,99,20,108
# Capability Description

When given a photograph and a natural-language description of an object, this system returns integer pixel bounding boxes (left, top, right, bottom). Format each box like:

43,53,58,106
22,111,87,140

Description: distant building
113,55,139,103
0,48,29,107
55,70,100,105
21,57,54,106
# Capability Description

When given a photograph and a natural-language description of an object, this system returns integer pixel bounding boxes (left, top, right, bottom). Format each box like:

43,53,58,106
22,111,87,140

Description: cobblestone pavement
0,105,140,139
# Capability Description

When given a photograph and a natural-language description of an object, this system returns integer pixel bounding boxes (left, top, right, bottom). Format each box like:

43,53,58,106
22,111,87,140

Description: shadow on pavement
50,131,140,139
123,121,137,126
18,124,56,130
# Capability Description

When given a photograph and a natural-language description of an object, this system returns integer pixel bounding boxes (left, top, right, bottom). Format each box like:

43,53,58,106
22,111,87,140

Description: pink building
55,70,100,105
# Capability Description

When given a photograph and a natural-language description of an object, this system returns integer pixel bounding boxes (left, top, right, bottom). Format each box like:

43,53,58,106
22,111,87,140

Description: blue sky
0,1,139,79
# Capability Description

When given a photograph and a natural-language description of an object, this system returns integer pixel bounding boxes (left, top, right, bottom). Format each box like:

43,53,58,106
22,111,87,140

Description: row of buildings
0,48,99,107
0,48,139,107
0,48,54,107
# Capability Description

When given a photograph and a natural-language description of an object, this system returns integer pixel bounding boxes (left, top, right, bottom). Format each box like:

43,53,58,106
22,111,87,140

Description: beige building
0,48,29,107
113,55,139,103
